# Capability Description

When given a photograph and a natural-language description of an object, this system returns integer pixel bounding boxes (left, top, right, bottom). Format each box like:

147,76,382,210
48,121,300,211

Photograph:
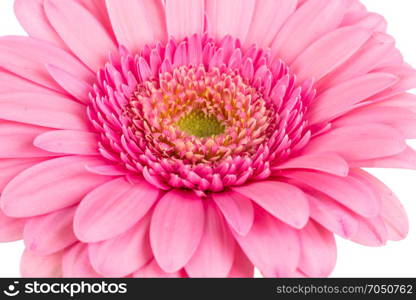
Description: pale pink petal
89,214,152,277
186,202,235,277
0,36,93,91
303,124,406,161
353,170,409,241
272,0,348,63
233,209,300,277
21,250,63,278
46,65,92,104
334,106,416,139
150,189,204,273
34,130,99,156
23,206,76,255
350,216,388,247
351,147,416,170
0,92,89,130
77,0,113,34
307,193,359,239
298,221,337,277
0,158,45,191
0,209,25,242
1,156,111,218
14,0,67,49
0,121,57,158
284,170,380,218
275,153,349,177
232,181,309,229
0,71,58,95
165,0,204,40
206,0,256,42
245,0,297,48
133,259,187,278
106,0,167,53
44,0,117,71
75,177,160,242
292,26,371,84
62,243,101,278
227,247,254,278
212,190,254,236
309,73,399,125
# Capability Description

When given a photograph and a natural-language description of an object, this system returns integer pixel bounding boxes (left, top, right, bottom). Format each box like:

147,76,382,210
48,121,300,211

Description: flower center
177,110,225,138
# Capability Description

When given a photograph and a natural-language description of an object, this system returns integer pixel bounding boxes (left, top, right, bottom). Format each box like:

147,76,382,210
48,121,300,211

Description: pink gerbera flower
0,0,415,278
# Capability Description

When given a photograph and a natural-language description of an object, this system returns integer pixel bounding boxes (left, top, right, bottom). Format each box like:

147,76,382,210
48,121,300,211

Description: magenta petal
186,202,235,277
227,246,254,278
23,206,77,255
21,250,63,278
1,156,111,217
212,190,254,236
74,177,160,242
150,190,205,273
298,221,337,277
232,181,309,229
89,214,152,277
233,209,300,277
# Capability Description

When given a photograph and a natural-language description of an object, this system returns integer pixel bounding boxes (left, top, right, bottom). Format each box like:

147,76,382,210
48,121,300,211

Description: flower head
0,0,414,278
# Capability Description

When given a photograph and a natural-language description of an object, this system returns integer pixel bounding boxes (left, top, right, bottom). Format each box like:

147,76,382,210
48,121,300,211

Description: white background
0,0,415,277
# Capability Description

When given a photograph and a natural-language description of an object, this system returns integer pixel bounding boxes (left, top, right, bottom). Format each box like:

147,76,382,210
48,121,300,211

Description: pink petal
284,170,380,218
44,0,117,71
0,209,25,242
46,65,92,104
309,73,399,125
353,170,409,241
34,130,99,156
62,243,101,278
298,221,337,277
0,121,57,158
0,70,58,95
106,0,167,53
206,0,256,42
303,124,406,161
351,147,416,170
227,246,254,278
212,190,254,236
0,36,93,91
150,190,205,273
232,181,309,229
89,214,152,277
0,92,89,130
21,250,63,278
75,177,160,242
165,0,204,40
233,209,300,277
23,206,77,255
307,193,359,239
350,216,388,247
133,259,187,278
0,158,45,191
1,156,111,217
245,0,297,48
275,153,349,177
14,0,67,49
186,202,235,277
292,26,371,84
272,0,348,63
77,0,114,34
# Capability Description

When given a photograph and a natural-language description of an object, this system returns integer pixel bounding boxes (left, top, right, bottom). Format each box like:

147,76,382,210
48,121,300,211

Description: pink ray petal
23,206,77,255
62,243,101,278
34,130,99,156
74,177,160,243
133,259,187,278
351,146,416,170
21,250,63,278
232,209,300,277
1,156,111,218
186,202,235,277
0,209,25,242
298,221,337,277
212,190,254,236
0,158,45,191
349,216,388,247
150,190,205,273
89,214,152,277
232,181,309,229
44,0,117,71
227,246,254,278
